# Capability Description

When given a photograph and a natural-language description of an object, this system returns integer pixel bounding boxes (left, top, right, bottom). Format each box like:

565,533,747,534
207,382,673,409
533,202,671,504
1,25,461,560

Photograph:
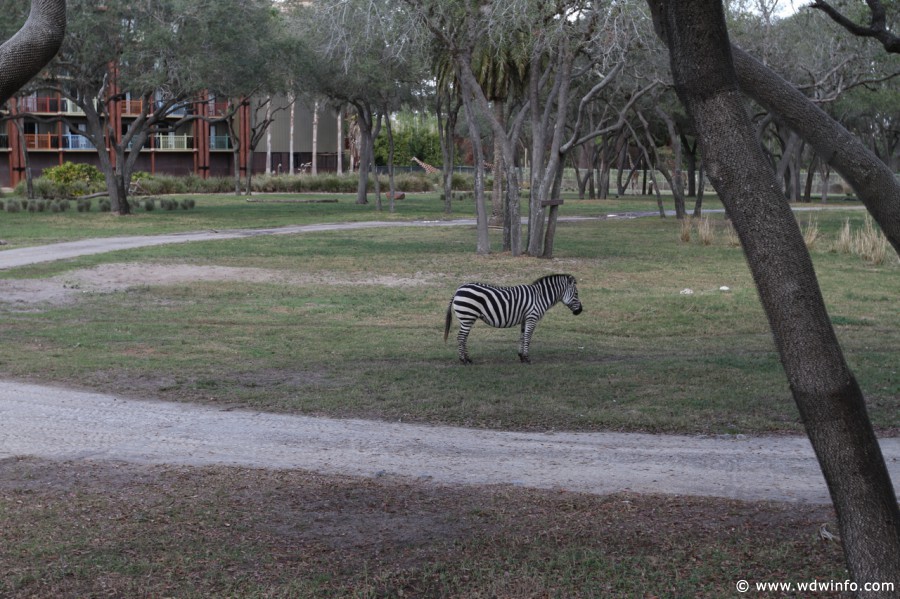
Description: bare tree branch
809,0,900,53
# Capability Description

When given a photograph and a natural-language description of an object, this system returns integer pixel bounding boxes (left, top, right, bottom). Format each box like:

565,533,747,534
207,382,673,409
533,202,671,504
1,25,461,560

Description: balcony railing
210,135,232,150
0,134,8,149
122,99,145,115
24,133,56,150
19,96,62,113
164,103,188,117
154,134,193,150
62,134,94,150
60,99,85,114
23,133,96,150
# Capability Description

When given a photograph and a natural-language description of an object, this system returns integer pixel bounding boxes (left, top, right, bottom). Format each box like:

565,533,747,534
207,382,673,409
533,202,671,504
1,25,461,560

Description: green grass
0,191,713,249
0,197,886,597
0,198,895,434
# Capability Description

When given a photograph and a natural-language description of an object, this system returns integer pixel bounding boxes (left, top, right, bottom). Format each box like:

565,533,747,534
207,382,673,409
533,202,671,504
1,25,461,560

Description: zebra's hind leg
457,320,474,365
518,318,537,364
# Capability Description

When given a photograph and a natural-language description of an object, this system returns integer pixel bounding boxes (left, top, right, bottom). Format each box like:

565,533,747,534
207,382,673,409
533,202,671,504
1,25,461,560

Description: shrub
451,172,474,191
22,162,105,199
76,199,92,212
99,199,111,212
19,177,66,200
43,162,104,186
143,198,156,211
392,172,434,193
5,199,21,213
181,173,205,193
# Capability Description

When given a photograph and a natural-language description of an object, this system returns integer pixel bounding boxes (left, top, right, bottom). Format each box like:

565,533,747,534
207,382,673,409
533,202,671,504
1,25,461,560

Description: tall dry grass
853,215,889,265
802,215,821,250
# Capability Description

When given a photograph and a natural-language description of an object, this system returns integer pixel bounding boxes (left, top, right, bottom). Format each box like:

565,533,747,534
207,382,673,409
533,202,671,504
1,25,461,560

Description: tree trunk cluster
648,1,900,592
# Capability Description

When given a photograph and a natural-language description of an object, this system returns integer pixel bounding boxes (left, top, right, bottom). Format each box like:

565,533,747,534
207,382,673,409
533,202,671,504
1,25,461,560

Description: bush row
2,198,74,213
14,170,479,200
2,197,197,214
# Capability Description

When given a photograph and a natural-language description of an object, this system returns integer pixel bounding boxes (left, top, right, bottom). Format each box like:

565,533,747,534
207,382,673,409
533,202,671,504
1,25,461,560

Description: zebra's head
562,275,583,315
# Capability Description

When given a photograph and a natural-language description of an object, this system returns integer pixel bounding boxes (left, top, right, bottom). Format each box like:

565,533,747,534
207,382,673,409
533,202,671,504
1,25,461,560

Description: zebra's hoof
518,354,531,364
460,357,473,365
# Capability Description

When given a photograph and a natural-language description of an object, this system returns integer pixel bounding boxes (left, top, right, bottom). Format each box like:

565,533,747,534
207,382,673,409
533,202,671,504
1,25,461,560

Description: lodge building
0,93,342,188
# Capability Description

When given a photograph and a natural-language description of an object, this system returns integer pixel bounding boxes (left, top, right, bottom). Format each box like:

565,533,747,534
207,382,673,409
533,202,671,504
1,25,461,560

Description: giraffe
411,156,441,174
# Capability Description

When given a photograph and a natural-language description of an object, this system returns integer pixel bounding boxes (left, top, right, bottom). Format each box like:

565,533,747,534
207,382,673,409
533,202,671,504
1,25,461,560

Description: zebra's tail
444,301,453,342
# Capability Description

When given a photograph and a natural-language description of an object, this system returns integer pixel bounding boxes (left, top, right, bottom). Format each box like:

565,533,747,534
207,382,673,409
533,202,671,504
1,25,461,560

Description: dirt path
3,380,898,504
2,215,897,504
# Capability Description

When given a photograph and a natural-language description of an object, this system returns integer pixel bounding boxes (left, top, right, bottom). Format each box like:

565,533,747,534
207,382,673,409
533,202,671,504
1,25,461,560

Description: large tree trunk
288,92,296,175
460,85,490,255
264,98,272,175
437,94,460,215
336,105,343,176
454,49,522,256
12,117,34,199
312,99,319,176
649,1,900,593
0,0,66,106
490,101,504,228
385,114,396,213
356,129,370,205
656,107,687,219
731,45,900,256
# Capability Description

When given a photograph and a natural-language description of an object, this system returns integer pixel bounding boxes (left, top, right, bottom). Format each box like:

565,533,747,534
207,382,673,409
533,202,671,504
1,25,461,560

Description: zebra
443,274,583,364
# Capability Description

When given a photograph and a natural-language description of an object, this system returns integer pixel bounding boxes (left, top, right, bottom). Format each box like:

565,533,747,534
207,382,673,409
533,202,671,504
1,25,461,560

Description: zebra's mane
531,273,572,286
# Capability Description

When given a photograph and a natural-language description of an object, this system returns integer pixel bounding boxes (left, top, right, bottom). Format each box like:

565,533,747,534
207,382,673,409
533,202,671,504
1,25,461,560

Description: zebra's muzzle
572,305,583,315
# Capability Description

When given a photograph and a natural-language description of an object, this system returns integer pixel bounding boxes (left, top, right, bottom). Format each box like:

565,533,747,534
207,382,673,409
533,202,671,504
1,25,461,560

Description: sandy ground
2,218,897,505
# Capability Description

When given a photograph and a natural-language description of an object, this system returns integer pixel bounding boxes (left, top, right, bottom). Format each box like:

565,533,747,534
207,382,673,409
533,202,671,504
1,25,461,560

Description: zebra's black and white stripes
443,274,583,364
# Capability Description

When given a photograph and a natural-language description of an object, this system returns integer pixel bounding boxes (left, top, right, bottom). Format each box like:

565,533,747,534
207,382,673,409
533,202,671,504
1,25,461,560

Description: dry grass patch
0,457,847,598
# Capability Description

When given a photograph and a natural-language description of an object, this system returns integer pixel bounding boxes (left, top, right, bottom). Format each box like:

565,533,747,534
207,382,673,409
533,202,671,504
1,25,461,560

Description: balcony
24,133,56,150
60,99,85,115
154,134,193,150
0,133,8,149
208,101,231,116
22,133,96,150
19,96,62,113
162,101,189,117
210,135,233,150
121,99,145,115
62,134,95,150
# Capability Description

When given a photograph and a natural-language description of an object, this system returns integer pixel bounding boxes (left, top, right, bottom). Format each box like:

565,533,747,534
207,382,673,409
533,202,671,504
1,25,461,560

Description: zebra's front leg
457,322,474,365
518,318,537,364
